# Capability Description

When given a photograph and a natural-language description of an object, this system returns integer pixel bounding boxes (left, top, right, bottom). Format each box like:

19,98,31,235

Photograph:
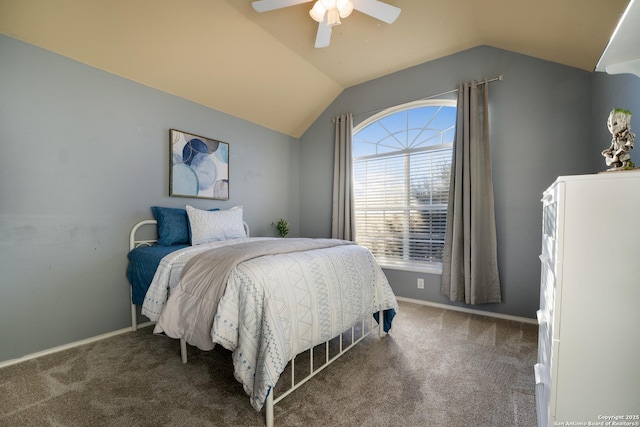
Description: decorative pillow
151,206,190,245
186,205,246,245
151,206,220,245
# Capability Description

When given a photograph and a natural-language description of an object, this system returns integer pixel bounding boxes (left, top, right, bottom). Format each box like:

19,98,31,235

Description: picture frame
169,129,229,200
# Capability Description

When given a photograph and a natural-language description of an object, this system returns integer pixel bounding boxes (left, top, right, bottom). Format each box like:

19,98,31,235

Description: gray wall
299,46,597,319
0,35,300,363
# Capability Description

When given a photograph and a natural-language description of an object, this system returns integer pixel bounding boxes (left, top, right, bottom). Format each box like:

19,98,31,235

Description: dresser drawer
535,362,551,427
538,262,556,313
540,234,556,267
536,381,549,427
537,310,552,365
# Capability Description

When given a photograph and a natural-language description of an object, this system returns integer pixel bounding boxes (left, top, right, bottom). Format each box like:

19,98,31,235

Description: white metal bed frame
128,219,386,427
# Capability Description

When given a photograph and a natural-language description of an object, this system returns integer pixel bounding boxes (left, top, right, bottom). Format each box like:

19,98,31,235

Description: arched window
353,99,456,272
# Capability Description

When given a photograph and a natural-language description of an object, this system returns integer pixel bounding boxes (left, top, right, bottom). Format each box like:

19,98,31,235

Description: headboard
129,219,251,251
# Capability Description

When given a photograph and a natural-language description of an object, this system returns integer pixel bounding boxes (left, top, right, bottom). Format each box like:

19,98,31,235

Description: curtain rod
350,74,504,120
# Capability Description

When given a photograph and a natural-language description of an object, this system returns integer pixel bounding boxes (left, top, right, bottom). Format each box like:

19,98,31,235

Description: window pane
353,100,456,269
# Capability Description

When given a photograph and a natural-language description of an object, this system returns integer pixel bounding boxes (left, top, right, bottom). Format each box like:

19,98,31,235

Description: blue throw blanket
373,309,397,333
126,245,187,304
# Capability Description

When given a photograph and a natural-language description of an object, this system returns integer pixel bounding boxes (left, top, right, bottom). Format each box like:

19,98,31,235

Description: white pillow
186,205,246,245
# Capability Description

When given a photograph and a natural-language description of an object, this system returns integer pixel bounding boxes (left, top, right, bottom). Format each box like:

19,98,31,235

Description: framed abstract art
169,129,229,200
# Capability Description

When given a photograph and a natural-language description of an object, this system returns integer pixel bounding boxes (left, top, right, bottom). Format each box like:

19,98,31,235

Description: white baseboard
396,296,538,325
0,327,135,369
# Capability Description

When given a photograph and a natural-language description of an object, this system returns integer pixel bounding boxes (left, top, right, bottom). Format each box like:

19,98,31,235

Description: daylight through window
353,99,456,272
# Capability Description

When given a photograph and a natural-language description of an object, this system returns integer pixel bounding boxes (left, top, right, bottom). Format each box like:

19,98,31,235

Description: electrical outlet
417,278,424,289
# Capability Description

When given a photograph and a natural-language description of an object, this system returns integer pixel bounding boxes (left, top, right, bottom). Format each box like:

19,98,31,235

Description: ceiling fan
251,0,401,48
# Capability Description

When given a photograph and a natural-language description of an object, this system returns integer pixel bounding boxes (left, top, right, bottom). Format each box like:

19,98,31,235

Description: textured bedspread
141,237,272,321
154,238,355,351
144,238,398,412
212,241,397,411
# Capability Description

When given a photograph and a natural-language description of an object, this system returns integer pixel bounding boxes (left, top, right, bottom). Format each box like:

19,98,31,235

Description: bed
127,205,398,426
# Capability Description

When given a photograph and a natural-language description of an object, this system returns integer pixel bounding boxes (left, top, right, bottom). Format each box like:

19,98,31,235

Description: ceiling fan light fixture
253,0,399,48
337,0,354,18
310,0,353,25
309,1,326,22
326,7,341,26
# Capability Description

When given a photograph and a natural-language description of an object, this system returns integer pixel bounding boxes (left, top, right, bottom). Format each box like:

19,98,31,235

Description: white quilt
141,237,273,321
141,238,398,411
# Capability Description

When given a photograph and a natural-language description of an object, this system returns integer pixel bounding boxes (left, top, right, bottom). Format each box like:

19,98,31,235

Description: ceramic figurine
602,108,636,171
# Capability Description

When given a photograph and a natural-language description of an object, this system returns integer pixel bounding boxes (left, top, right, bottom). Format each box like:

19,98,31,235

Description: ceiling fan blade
252,0,312,13
352,0,401,24
315,21,332,48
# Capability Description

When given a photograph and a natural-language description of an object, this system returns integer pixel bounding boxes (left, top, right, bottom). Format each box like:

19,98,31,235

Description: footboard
265,309,385,427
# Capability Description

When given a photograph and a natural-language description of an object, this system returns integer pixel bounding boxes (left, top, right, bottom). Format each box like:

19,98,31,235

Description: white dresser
535,172,640,427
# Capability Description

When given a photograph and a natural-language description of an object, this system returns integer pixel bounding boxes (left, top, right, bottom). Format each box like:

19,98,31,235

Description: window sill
379,263,442,275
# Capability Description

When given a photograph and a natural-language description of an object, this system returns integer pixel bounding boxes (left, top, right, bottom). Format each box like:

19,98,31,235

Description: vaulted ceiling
0,0,630,137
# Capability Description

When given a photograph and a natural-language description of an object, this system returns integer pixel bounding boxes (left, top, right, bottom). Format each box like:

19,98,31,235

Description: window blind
353,146,452,268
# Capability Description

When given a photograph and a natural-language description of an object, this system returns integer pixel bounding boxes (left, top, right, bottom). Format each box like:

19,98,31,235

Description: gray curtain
331,113,355,241
441,80,502,304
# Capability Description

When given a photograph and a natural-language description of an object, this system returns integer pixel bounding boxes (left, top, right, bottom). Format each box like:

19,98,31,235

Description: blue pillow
151,206,220,246
151,207,190,245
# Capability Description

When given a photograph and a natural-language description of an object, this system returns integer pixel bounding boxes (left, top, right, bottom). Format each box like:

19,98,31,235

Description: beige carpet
0,301,538,426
